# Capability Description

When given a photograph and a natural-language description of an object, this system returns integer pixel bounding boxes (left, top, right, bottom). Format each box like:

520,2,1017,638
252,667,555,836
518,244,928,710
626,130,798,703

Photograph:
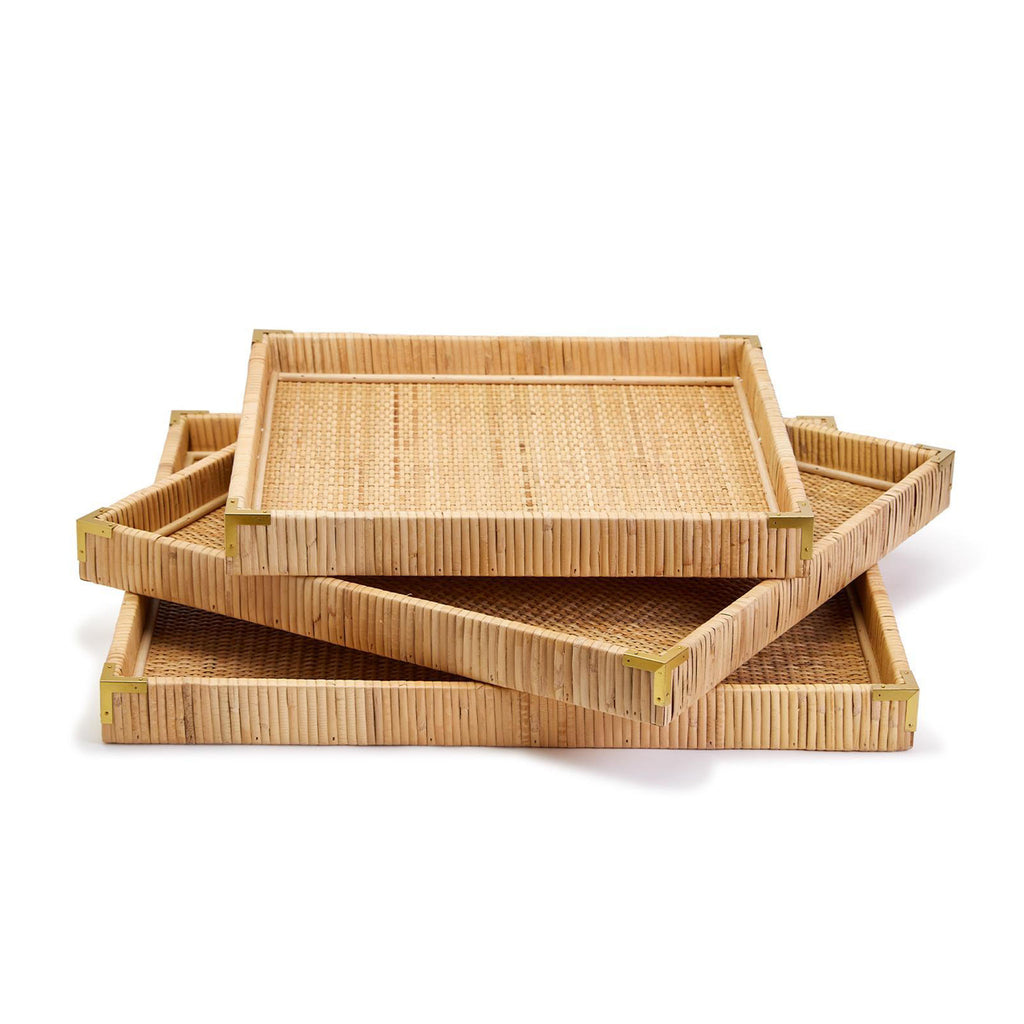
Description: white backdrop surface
3,3,1020,1021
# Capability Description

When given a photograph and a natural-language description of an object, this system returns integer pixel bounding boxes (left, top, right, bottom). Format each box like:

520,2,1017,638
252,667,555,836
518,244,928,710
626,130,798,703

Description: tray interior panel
254,377,776,516
143,601,460,681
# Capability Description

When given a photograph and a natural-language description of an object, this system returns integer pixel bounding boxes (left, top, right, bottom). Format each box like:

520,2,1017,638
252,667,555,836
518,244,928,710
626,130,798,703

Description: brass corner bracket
251,328,293,345
622,643,690,708
871,671,920,733
100,662,148,724
169,409,210,426
768,500,814,560
224,497,271,557
720,334,761,349
77,508,114,561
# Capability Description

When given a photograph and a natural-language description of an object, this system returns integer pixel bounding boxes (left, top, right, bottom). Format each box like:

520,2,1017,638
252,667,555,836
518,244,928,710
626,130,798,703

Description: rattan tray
78,414,952,728
226,331,812,578
101,573,915,748
99,421,916,747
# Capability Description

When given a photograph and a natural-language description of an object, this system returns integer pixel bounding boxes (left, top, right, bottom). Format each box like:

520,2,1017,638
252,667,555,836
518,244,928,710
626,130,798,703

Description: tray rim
225,330,813,578
79,413,949,728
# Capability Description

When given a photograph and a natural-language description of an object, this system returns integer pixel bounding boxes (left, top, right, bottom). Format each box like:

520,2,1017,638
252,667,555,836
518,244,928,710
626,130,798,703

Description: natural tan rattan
103,572,914,749
226,332,812,577
79,414,951,728
100,414,915,747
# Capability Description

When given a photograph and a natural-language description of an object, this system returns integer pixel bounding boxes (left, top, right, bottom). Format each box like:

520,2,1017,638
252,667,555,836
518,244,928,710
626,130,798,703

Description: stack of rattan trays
77,332,953,749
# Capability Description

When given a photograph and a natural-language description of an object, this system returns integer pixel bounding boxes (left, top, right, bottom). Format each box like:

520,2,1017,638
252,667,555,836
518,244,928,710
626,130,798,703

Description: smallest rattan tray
225,331,812,577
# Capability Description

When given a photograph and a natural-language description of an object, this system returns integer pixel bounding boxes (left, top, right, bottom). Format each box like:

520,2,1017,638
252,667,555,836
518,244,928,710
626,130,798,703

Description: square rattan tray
226,331,812,578
99,415,917,748
101,572,916,749
78,414,951,727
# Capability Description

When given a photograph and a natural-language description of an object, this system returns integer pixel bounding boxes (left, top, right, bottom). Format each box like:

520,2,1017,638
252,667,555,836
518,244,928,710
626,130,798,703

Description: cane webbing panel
260,380,771,515
145,601,458,682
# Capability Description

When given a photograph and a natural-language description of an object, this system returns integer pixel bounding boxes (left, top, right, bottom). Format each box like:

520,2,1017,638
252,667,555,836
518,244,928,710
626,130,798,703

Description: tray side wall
185,413,240,453
788,419,932,481
232,510,808,579
104,593,148,678
269,333,747,376
854,565,913,685
737,342,808,517
227,337,277,517
156,419,189,484
668,448,952,717
100,449,233,534
105,675,913,749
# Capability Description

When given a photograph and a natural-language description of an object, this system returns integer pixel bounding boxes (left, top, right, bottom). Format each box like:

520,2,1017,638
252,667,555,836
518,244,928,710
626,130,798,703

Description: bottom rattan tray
91,411,919,747
101,565,916,749
96,410,913,748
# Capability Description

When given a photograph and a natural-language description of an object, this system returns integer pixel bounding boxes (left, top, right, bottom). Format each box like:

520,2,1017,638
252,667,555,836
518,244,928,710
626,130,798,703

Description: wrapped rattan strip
104,593,147,679
111,675,909,749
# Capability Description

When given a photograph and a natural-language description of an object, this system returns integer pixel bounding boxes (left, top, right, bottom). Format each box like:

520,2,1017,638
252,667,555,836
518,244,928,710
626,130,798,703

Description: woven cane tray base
79,414,951,728
103,565,915,749
262,379,769,515
227,332,811,577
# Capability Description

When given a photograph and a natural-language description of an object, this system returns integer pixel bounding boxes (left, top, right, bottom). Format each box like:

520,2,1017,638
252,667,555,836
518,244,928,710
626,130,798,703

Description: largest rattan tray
78,413,951,727
226,331,812,577
99,415,918,748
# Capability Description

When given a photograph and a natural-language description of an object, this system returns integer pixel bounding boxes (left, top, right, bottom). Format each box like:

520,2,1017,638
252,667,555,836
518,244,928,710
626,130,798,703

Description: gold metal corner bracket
871,671,920,733
623,643,690,708
77,508,114,561
169,409,210,426
224,497,271,558
768,500,814,560
251,328,293,345
100,663,148,724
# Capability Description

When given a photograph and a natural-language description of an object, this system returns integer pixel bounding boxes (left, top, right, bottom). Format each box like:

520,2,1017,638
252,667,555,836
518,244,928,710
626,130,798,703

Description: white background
3,3,1021,1021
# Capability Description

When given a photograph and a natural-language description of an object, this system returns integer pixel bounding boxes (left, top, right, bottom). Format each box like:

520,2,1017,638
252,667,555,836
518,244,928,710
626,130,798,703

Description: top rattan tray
226,331,812,577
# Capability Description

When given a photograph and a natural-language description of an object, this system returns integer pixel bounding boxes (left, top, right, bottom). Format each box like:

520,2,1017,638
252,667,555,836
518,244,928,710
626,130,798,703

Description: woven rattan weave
226,332,812,577
99,412,915,747
78,414,950,727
